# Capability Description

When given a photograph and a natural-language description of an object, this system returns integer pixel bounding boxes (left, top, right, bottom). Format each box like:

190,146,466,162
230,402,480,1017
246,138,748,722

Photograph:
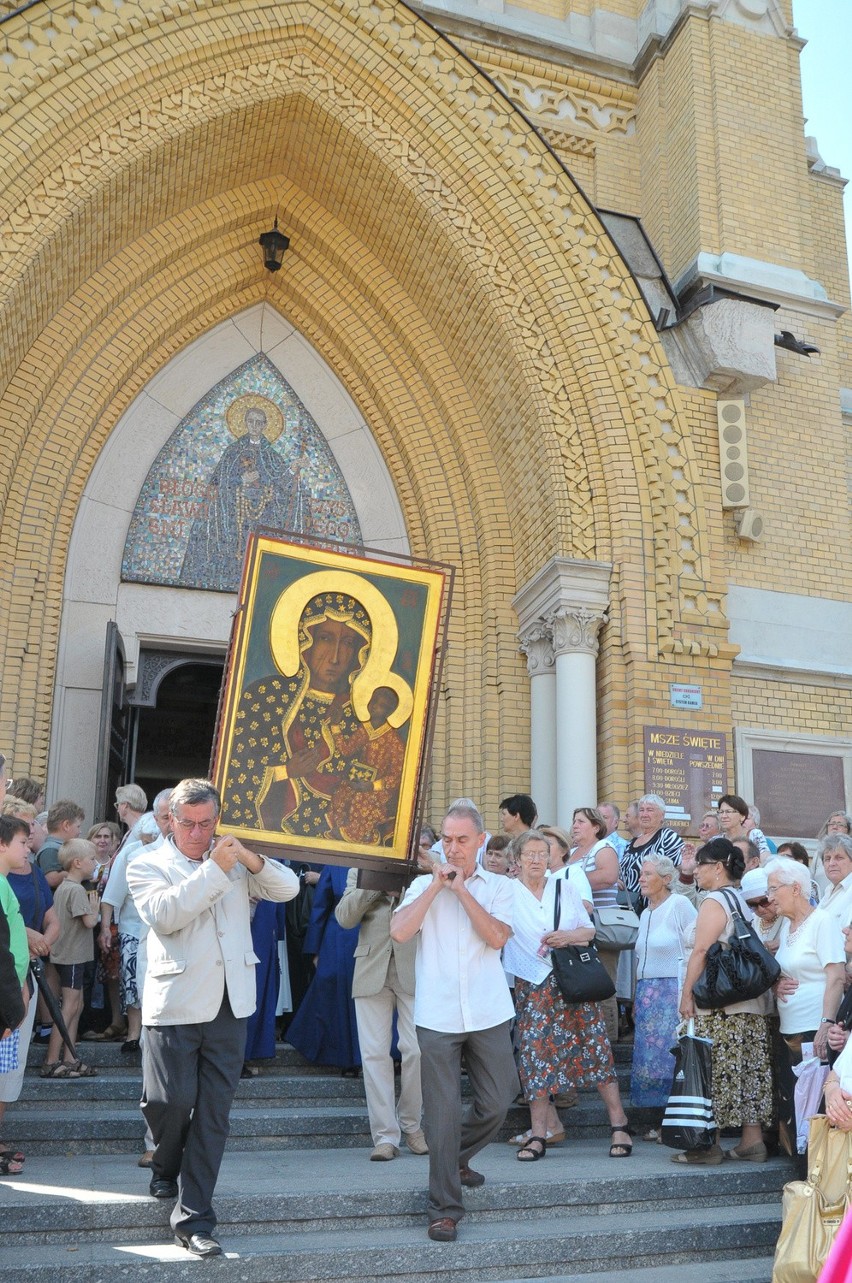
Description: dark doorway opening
131,661,224,802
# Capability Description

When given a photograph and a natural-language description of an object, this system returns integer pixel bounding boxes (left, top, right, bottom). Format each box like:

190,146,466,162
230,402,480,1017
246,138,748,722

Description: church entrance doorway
129,657,224,803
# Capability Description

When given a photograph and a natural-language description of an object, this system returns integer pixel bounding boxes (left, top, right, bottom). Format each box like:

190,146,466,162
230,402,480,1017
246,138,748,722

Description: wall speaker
717,398,749,508
735,507,764,542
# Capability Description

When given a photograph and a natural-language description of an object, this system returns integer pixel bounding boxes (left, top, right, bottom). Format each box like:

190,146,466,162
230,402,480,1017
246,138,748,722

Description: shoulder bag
774,1115,852,1283
593,891,640,952
691,886,781,1010
549,880,616,1005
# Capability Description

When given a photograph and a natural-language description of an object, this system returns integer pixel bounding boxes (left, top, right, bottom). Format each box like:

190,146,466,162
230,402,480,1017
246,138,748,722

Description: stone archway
0,0,732,816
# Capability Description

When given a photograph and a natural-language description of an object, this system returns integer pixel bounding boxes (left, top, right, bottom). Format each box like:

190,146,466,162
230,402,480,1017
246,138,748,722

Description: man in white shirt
391,801,517,1243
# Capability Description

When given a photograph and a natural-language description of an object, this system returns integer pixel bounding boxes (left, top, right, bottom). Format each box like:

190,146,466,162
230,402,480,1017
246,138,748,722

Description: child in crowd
41,840,100,1079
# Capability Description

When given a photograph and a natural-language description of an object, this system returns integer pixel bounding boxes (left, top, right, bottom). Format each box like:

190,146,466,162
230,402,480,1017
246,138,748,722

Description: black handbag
692,886,781,1010
549,880,616,1004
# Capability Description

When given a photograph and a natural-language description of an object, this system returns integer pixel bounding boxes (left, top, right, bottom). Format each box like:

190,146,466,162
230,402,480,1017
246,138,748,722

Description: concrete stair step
504,1262,774,1283
0,1203,782,1282
15,1072,367,1108
26,1041,325,1072
0,1142,790,1241
5,1098,659,1152
28,1039,638,1069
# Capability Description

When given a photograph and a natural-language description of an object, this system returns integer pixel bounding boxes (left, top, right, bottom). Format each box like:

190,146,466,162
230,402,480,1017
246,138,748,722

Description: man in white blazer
127,778,299,1257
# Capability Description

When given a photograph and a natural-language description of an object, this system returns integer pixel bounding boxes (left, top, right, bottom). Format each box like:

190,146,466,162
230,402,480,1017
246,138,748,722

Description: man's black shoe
175,1232,223,1257
149,1177,178,1199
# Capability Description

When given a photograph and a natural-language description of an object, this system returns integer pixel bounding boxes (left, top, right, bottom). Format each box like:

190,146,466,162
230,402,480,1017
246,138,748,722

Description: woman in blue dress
286,865,361,1073
631,854,696,1137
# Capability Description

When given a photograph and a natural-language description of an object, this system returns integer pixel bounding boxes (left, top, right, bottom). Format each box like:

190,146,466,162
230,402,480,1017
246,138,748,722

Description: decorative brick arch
0,0,729,805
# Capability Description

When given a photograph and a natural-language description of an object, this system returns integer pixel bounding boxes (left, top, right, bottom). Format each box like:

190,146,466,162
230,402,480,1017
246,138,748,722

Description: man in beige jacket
128,778,298,1257
336,866,427,1161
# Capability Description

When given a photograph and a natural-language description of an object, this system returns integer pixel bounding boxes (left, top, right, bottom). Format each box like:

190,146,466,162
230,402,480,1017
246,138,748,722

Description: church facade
0,0,849,839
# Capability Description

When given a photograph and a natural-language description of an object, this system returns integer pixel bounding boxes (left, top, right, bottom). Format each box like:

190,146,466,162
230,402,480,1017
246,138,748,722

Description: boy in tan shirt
42,840,100,1079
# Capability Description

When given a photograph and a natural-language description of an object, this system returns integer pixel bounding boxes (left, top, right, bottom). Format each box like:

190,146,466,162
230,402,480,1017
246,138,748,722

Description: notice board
643,726,728,833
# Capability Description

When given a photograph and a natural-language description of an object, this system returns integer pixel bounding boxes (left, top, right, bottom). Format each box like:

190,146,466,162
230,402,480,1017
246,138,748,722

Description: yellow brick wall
722,324,851,601
731,677,852,738
0,0,846,819
0,0,730,820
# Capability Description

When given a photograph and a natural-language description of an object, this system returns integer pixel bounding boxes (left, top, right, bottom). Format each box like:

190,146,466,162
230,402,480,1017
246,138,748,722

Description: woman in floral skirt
631,855,696,1140
502,829,632,1161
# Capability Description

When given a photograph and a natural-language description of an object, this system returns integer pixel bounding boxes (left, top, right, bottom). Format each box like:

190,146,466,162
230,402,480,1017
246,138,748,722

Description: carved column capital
518,624,555,676
547,605,607,659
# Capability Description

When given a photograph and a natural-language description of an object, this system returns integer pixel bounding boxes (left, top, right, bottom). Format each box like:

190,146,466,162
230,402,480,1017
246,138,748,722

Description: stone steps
507,1265,775,1283
0,1143,784,1281
2,1038,785,1281
13,1041,648,1152
0,1214,781,1283
8,1103,657,1154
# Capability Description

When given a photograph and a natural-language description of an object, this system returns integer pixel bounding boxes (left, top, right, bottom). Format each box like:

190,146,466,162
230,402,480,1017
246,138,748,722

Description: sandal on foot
0,1155,24,1176
517,1135,547,1162
39,1057,80,1077
65,1060,97,1078
727,1142,767,1163
670,1143,725,1165
641,1128,662,1143
609,1122,633,1157
0,1145,24,1164
510,1126,565,1147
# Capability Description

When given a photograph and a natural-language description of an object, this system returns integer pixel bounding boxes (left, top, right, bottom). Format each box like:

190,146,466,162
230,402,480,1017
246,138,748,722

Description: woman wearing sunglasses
677,837,774,1164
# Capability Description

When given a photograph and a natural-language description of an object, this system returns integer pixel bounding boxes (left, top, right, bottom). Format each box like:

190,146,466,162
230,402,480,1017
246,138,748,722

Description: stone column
548,605,608,828
519,626,557,826
513,557,612,831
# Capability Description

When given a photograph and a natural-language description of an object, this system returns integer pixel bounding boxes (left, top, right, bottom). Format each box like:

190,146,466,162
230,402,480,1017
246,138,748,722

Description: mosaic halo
226,393,284,442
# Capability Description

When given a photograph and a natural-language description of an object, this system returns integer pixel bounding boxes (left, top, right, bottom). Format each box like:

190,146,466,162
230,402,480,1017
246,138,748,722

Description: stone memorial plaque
644,726,728,833
752,749,845,839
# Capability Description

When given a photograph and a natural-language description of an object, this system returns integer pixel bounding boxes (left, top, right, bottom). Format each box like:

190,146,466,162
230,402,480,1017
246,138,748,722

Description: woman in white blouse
768,855,846,1158
630,855,696,1140
503,829,631,1161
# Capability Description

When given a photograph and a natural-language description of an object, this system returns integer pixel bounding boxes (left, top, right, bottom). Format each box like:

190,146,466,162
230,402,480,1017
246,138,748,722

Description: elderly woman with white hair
621,795,682,910
630,854,696,1140
768,855,846,1159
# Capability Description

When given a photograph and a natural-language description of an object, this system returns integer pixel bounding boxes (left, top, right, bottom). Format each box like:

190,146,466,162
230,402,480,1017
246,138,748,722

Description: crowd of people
0,747,851,1250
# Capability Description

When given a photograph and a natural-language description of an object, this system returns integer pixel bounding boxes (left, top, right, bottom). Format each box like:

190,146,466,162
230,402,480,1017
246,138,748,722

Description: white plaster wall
49,303,408,813
727,584,852,681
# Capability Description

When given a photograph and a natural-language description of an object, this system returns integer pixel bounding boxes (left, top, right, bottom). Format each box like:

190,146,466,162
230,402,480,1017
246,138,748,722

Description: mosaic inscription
121,354,362,592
